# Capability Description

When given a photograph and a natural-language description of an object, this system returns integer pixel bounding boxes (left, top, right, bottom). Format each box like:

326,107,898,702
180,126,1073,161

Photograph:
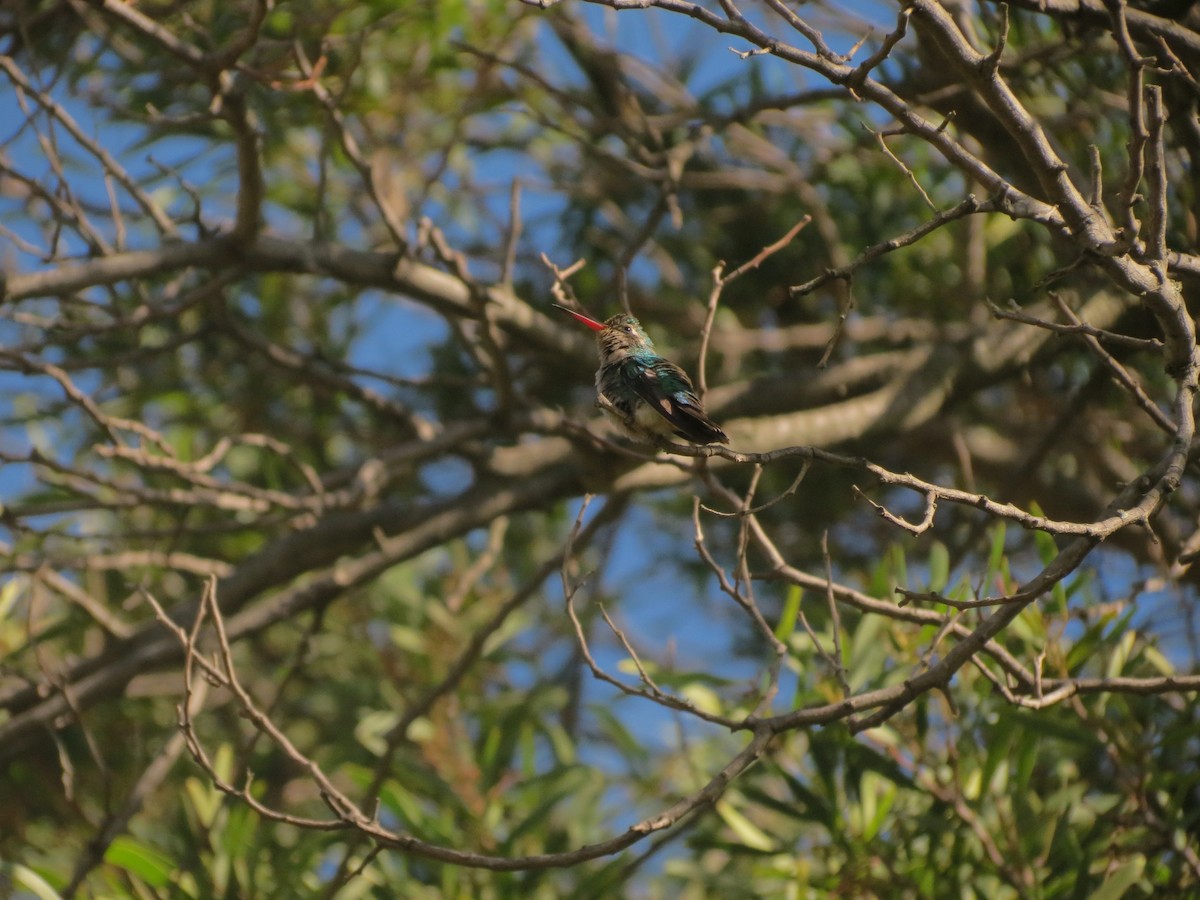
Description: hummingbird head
554,305,656,362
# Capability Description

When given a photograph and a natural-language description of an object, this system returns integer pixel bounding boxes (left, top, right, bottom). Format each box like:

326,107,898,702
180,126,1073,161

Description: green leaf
219,804,257,867
858,770,897,841
775,584,802,642
773,764,835,827
680,682,723,716
502,766,589,849
544,721,577,765
1107,630,1137,678
480,610,527,656
1010,602,1046,645
0,862,63,900
1142,645,1175,676
389,624,429,654
377,778,430,832
979,720,1018,797
715,798,775,852
0,577,22,623
590,705,648,762
928,541,950,593
1086,854,1145,900
1006,708,1101,747
212,742,234,784
848,614,888,690
890,543,908,600
185,776,222,830
105,836,176,888
1066,620,1110,674
987,521,1008,579
1029,502,1059,565
844,740,916,788
354,710,400,756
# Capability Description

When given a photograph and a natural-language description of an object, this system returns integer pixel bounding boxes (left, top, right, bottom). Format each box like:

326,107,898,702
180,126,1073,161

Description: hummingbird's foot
594,394,622,419
594,394,646,442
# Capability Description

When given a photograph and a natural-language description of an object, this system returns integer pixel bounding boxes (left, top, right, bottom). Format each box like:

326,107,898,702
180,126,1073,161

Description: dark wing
623,358,729,445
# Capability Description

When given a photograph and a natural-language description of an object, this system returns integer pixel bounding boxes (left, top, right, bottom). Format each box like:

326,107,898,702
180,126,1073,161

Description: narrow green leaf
378,778,427,830
980,720,1017,796
774,764,835,827
388,625,427,654
544,722,576,765
590,705,648,761
354,710,399,756
0,577,22,623
1086,854,1145,900
1029,502,1059,565
503,767,588,849
890,544,908,599
1107,630,1137,678
1143,645,1175,676
212,743,234,784
774,584,802,642
0,862,63,900
928,541,950,593
862,773,896,841
987,521,1007,578
105,836,175,888
681,682,723,716
848,613,888,689
715,798,775,852
1050,580,1069,616
185,776,221,830
1066,621,1109,674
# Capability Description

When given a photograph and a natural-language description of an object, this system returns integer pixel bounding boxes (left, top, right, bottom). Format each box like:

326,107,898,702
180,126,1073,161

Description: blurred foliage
0,0,1198,897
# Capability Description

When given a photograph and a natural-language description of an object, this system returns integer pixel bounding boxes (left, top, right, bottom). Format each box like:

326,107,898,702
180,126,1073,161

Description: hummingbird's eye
623,326,634,335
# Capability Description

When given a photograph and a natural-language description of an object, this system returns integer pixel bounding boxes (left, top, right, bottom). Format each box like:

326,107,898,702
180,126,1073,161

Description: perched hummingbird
555,304,729,445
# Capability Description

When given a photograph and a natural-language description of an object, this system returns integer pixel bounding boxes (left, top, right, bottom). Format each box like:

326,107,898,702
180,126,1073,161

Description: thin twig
854,485,938,535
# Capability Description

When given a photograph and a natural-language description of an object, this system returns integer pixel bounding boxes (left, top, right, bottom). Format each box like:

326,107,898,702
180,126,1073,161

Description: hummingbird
554,304,729,445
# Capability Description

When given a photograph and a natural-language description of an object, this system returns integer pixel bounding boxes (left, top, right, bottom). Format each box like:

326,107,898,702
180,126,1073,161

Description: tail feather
670,403,728,445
